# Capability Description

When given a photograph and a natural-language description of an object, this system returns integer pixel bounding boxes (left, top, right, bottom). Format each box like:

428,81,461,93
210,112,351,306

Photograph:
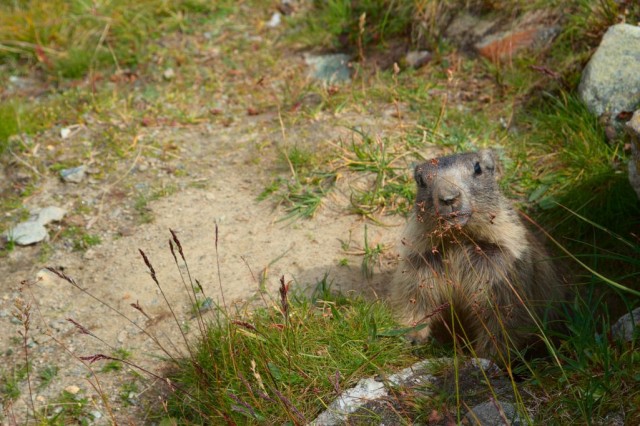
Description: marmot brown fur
392,149,566,359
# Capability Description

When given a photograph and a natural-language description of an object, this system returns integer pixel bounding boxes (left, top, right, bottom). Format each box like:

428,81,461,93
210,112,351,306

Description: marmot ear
478,149,501,176
414,164,427,187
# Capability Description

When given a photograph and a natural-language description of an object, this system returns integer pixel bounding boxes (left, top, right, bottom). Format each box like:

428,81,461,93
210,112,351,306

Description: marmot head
414,150,501,230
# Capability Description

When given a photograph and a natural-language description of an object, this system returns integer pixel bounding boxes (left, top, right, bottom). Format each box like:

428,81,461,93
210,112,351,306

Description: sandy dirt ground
0,111,425,423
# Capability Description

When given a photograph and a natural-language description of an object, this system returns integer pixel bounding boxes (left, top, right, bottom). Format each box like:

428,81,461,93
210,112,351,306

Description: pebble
64,385,80,395
60,165,87,183
405,50,432,69
36,269,59,287
83,249,96,260
304,53,352,84
117,330,128,344
163,68,175,80
266,12,281,28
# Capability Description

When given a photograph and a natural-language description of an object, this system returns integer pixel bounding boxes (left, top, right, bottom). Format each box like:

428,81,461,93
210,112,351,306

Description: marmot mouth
439,210,472,227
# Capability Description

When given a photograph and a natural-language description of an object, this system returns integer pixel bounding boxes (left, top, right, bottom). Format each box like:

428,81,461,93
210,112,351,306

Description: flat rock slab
309,358,523,425
3,206,66,246
5,221,49,245
31,206,67,225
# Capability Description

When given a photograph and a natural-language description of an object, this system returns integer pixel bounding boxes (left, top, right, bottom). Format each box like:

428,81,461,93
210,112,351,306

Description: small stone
610,307,640,342
117,330,128,344
64,385,80,395
60,166,87,184
305,54,351,85
60,127,72,139
5,221,48,245
405,50,432,69
83,248,96,260
90,410,103,419
32,206,66,226
163,68,175,80
266,12,281,28
36,395,46,403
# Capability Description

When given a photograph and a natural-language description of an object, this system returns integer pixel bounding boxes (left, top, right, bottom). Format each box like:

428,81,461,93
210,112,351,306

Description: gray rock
60,165,87,183
405,50,432,69
627,110,640,200
5,221,48,245
611,307,640,342
32,206,66,225
305,54,351,85
310,359,443,425
465,400,523,425
445,12,498,48
578,24,640,118
310,377,388,425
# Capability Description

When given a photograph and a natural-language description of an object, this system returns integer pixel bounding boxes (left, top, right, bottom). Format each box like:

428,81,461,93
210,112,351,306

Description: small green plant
119,382,139,407
101,348,132,373
360,224,385,279
37,365,58,389
0,363,29,401
48,389,92,425
134,194,154,224
60,226,101,251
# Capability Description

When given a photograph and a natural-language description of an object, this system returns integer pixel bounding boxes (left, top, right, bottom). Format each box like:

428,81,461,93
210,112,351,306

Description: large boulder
578,24,640,118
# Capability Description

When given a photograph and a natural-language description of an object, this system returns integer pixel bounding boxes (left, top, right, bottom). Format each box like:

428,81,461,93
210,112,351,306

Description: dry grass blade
138,249,196,360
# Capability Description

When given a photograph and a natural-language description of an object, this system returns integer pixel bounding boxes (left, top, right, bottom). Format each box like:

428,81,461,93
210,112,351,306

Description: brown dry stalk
279,275,290,321
138,249,196,361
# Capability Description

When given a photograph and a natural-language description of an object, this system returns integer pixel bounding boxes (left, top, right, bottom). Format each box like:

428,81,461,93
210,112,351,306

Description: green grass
524,289,640,423
163,281,417,423
289,0,414,50
0,101,43,154
0,0,232,80
504,92,639,241
2,0,640,424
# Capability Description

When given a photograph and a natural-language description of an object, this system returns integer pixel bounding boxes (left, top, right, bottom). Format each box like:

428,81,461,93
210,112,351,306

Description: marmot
392,149,566,359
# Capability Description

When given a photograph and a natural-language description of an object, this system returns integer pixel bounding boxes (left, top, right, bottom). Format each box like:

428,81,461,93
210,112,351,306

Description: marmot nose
439,190,460,206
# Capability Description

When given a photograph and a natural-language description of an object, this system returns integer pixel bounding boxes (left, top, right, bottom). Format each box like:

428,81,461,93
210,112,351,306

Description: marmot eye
473,161,482,175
